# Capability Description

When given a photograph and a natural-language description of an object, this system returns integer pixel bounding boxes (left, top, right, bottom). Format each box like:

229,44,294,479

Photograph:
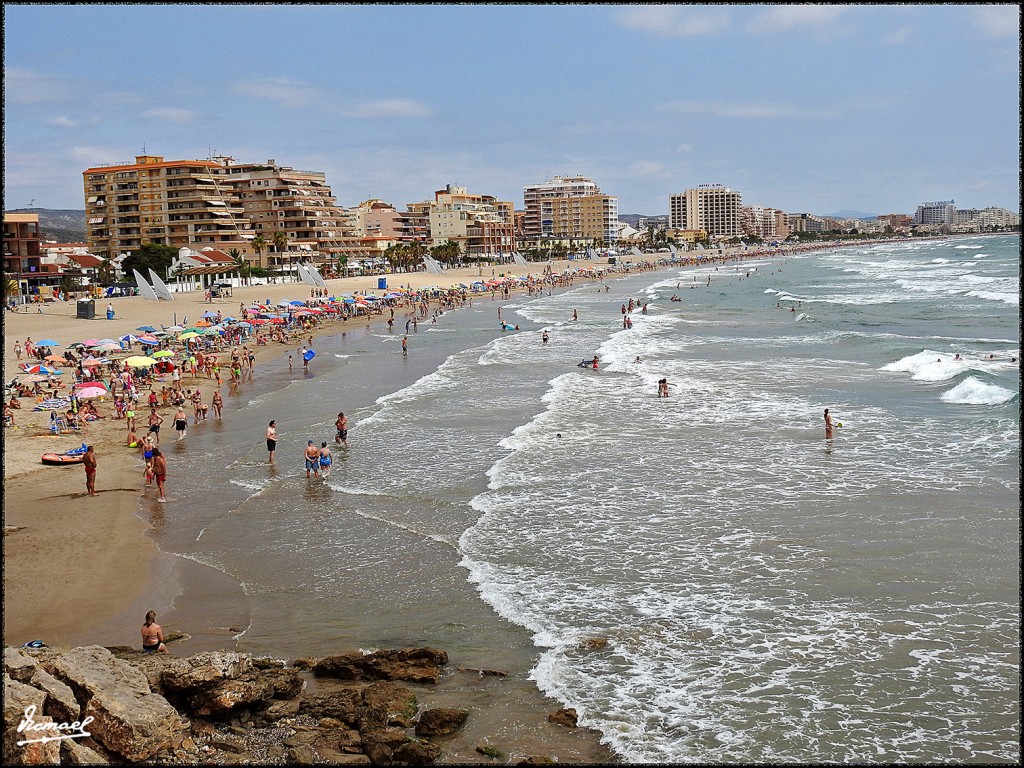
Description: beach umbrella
35,339,60,347
22,364,62,375
289,300,306,305
124,356,158,368
152,350,175,358
136,325,157,332
93,342,122,352
137,336,159,346
221,316,236,322
165,325,184,333
201,311,220,318
44,355,66,364
80,357,107,367
178,331,200,340
234,321,251,328
75,383,109,399
119,334,139,343
81,339,101,347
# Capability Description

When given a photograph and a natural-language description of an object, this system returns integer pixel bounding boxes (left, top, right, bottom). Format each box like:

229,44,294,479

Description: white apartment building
913,200,956,226
669,185,741,239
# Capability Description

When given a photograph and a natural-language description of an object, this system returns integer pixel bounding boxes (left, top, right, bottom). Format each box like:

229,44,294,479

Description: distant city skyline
3,4,1020,215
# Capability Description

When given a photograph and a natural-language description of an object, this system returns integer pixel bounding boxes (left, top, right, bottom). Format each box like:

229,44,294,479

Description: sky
3,3,1020,217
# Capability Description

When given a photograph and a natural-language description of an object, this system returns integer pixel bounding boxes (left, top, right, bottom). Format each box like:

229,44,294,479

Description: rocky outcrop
547,707,579,727
312,647,449,684
2,645,467,766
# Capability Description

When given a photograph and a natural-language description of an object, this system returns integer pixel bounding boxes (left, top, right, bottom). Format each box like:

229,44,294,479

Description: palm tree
251,234,267,270
272,231,290,280
336,253,349,279
227,248,249,285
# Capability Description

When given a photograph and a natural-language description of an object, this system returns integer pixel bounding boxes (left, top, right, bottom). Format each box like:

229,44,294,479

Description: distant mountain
618,213,656,227
823,210,879,221
4,207,87,243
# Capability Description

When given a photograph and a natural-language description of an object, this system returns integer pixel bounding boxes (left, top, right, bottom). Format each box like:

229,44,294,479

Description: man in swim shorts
147,408,164,445
266,420,277,464
335,412,348,446
304,440,320,478
82,445,97,496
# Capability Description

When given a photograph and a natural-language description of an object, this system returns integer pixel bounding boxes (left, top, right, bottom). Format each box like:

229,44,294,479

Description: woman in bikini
141,610,168,653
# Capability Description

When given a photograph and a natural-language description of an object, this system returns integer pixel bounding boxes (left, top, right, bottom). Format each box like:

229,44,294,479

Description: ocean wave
880,350,967,382
940,377,1016,405
965,290,1019,305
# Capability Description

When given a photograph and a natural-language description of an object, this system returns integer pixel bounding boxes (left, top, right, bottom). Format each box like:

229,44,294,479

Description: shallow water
145,235,1020,763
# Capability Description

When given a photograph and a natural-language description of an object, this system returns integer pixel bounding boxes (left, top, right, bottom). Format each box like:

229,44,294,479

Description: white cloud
657,101,839,119
4,67,76,104
969,5,1019,38
233,77,322,109
69,145,134,167
882,25,914,45
142,107,200,124
613,6,731,37
628,160,668,178
344,99,431,119
747,5,849,34
46,116,77,128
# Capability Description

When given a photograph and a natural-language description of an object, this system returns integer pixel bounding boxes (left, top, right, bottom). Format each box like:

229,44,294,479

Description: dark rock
360,727,411,764
361,681,417,728
186,674,275,717
207,733,245,753
29,667,80,723
547,707,578,727
298,689,361,725
393,738,442,765
286,743,316,764
457,666,509,677
415,707,469,737
476,744,505,759
60,738,110,765
160,652,251,692
261,666,304,699
313,648,448,684
337,726,363,753
517,757,557,765
263,698,300,721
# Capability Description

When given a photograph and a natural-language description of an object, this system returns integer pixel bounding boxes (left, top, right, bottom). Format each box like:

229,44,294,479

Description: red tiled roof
67,254,103,268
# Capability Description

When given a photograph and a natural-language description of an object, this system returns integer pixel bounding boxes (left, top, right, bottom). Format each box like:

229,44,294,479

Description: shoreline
3,239,903,762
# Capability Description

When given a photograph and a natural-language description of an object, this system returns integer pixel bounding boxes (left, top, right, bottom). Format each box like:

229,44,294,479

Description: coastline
2,240,907,762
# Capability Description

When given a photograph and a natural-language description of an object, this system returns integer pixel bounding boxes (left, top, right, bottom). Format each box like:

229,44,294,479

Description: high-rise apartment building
913,200,956,226
669,185,741,239
83,155,254,262
224,158,351,270
522,175,619,244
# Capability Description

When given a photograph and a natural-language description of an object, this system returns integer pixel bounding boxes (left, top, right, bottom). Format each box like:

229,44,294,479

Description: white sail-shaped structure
297,263,318,286
630,246,644,258
669,244,677,254
133,269,159,301
308,263,327,288
422,255,444,275
511,251,528,267
148,269,174,301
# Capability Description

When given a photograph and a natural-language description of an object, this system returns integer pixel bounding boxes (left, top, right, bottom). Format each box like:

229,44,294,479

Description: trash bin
76,299,95,319
377,278,387,290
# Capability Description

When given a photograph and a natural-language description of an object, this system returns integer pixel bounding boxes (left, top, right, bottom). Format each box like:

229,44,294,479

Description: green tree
336,253,349,278
97,256,116,284
430,240,462,266
272,230,288,253
228,248,249,284
122,242,178,281
251,234,267,268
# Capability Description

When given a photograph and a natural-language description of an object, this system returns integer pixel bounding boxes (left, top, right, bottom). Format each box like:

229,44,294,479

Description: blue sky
3,4,1020,216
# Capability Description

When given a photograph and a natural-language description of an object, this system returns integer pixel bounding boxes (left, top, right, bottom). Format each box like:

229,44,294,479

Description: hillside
4,207,87,243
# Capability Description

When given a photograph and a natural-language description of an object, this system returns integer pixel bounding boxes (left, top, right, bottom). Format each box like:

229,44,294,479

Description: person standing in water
824,408,834,439
266,420,278,464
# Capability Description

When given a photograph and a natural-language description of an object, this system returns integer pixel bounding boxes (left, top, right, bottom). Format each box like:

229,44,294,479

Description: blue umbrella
35,339,59,346
138,337,159,346
136,325,157,332
201,311,220,318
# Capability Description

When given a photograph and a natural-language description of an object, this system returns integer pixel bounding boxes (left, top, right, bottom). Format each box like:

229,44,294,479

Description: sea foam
940,377,1016,405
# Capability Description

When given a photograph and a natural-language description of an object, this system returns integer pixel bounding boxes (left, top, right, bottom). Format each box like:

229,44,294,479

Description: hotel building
411,184,515,257
669,185,741,239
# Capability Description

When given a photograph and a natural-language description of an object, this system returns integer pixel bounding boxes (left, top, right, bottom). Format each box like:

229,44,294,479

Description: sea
143,234,1019,764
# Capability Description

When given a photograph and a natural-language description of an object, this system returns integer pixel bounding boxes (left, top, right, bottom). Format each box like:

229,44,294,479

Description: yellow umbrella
124,355,158,368
178,331,200,340
152,350,175,358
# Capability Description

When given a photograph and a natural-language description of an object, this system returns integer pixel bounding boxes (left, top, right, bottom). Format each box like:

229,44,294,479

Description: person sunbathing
8,395,22,409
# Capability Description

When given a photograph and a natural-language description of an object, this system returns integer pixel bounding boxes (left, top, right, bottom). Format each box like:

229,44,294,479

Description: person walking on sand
82,445,97,496
141,610,169,653
304,440,321,478
147,408,164,445
211,390,223,419
824,408,834,440
152,448,167,502
266,420,278,464
335,412,348,446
